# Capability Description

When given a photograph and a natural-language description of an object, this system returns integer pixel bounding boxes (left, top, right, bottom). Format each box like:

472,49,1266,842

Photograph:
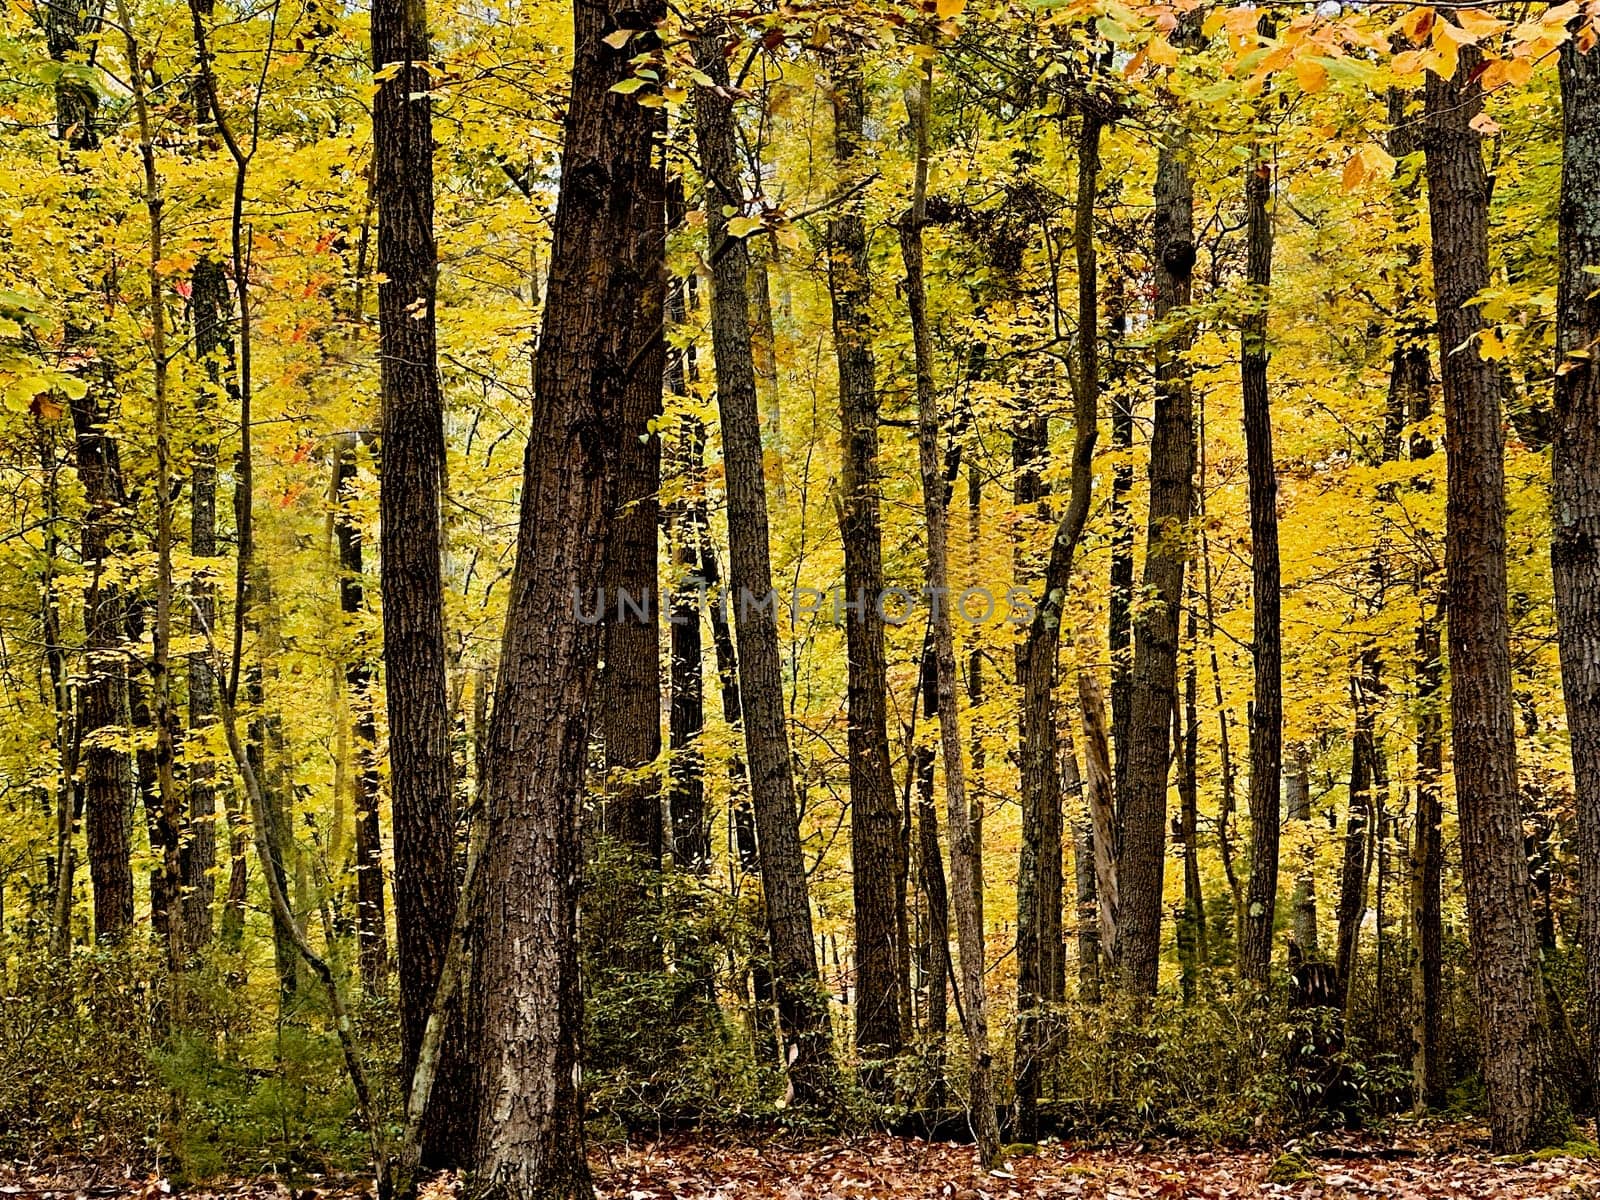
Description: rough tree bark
827,44,904,1079
693,25,836,1111
371,0,469,1160
468,0,665,1192
1238,149,1281,987
1425,39,1564,1152
1553,26,1600,1108
1119,117,1196,998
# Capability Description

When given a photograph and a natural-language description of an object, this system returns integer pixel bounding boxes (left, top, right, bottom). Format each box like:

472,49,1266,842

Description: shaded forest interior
5,0,1600,1196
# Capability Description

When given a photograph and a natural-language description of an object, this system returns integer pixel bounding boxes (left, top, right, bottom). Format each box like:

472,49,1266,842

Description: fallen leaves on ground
594,1126,1599,1200
4,1124,1596,1200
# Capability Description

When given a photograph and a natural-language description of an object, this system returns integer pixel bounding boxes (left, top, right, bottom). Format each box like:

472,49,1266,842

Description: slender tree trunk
1119,114,1196,998
1107,273,1134,829
335,441,389,988
694,27,835,1111
1287,749,1317,955
1176,624,1206,1002
1335,656,1377,1004
1014,102,1103,1134
470,0,664,1192
1425,39,1563,1152
668,415,710,871
1553,27,1600,1111
913,641,948,1087
185,250,226,957
1238,148,1281,987
371,0,469,1160
827,45,904,1080
1078,654,1118,966
903,56,1001,1165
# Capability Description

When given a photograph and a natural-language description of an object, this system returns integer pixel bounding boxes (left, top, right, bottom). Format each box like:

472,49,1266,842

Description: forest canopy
3,0,1600,1195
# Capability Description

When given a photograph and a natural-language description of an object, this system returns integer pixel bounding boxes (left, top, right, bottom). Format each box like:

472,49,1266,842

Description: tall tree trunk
185,250,226,957
335,441,389,989
913,640,948,1090
1425,39,1563,1152
371,0,468,1160
1014,101,1103,1134
1553,27,1600,1111
470,0,664,1192
70,399,134,944
693,26,836,1112
1078,654,1119,968
1107,273,1134,828
903,55,1002,1165
827,46,904,1080
1238,149,1281,987
599,213,664,862
1119,114,1196,998
668,411,710,871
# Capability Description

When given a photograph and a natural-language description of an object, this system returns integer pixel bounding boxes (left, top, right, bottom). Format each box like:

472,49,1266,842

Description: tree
370,0,469,1159
828,42,905,1080
1237,145,1281,988
1424,37,1563,1152
693,23,837,1111
1553,26,1600,1106
467,1,665,1191
1119,105,1196,999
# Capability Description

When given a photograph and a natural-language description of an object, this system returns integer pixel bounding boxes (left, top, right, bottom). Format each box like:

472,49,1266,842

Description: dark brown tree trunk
1553,29,1600,1111
469,0,664,1192
599,210,664,861
185,250,226,957
668,413,710,871
335,441,389,989
1425,40,1563,1152
913,642,948,1077
70,392,134,945
1107,273,1134,828
1238,153,1281,987
1335,655,1378,1004
694,26,836,1112
1079,659,1118,970
1119,119,1195,998
827,46,904,1081
1176,614,1206,1001
371,0,469,1161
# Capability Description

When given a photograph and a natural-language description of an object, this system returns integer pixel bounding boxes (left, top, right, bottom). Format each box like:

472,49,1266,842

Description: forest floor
4,1125,1598,1200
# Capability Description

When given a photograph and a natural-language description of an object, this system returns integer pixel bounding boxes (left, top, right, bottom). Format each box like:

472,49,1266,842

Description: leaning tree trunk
693,25,836,1112
1553,27,1600,1108
1119,119,1196,998
1238,150,1281,987
827,44,904,1083
469,0,665,1194
1425,39,1563,1152
371,0,470,1161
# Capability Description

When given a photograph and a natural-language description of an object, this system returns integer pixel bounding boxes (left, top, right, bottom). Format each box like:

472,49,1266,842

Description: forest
3,0,1600,1195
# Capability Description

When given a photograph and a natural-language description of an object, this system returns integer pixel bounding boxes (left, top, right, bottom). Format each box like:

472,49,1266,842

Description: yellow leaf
727,215,763,238
1398,6,1435,43
1391,48,1427,76
1468,111,1501,136
1294,57,1328,92
1147,36,1180,66
1342,153,1366,193
610,76,647,94
935,0,966,17
1456,9,1509,39
602,28,635,49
